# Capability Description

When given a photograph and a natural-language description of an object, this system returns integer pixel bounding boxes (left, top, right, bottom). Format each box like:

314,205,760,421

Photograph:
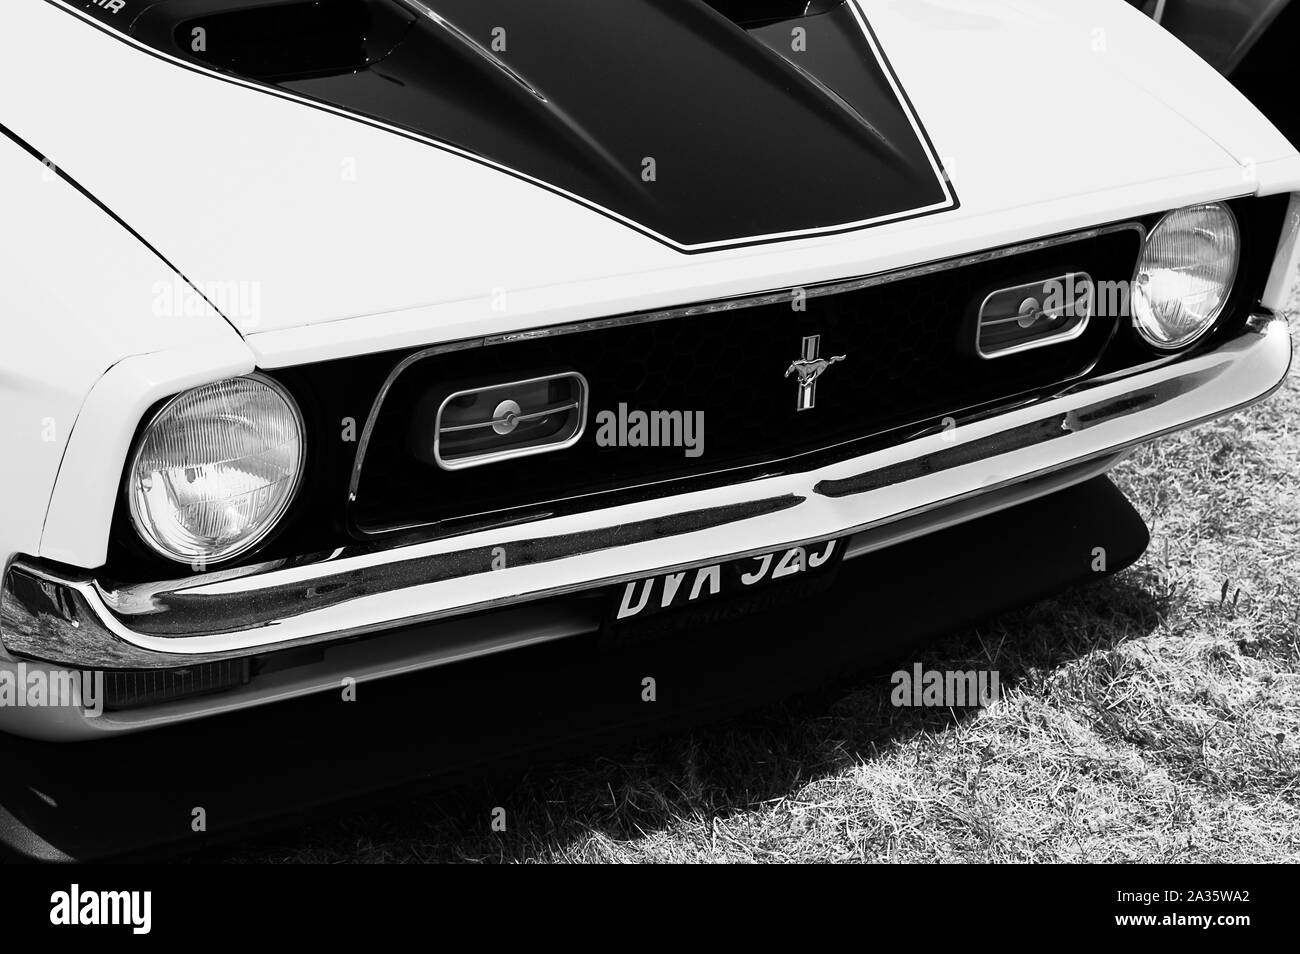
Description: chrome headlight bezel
1131,202,1241,352
125,373,307,566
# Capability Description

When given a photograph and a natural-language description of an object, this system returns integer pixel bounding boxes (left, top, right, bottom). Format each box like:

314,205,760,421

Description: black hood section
72,0,956,250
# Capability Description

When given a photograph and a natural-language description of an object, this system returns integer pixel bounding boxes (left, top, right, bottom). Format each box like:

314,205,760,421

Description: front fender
0,128,250,572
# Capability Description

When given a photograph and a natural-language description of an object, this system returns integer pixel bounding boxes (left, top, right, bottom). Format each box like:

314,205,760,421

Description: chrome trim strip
440,401,581,433
486,225,1146,345
2,314,1290,671
841,451,1123,559
348,222,1146,501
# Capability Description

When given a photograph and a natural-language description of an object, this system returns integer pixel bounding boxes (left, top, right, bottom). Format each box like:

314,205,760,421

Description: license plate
611,539,843,622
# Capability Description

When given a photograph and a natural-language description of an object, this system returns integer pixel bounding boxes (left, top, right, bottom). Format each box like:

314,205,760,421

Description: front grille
351,226,1143,533
85,195,1280,586
351,228,1144,532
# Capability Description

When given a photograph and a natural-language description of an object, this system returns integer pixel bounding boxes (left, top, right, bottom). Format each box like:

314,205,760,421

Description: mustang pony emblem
785,355,846,387
786,335,846,411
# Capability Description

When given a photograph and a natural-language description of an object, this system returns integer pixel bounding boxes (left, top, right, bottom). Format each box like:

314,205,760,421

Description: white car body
1,0,1297,740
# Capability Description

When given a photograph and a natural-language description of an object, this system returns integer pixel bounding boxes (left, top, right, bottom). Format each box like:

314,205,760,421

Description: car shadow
201,568,1166,863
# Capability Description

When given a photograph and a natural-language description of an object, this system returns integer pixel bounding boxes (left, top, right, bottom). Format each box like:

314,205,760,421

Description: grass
218,286,1300,864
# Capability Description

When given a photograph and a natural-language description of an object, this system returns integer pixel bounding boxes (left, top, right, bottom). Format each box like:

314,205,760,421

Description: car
1128,0,1293,76
1130,0,1299,142
1128,0,1289,76
1,0,1297,852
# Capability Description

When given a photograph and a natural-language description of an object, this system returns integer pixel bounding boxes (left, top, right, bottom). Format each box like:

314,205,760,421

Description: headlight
1132,202,1239,350
126,375,305,564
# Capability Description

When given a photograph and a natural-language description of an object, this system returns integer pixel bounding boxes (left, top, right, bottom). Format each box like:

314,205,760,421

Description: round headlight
126,375,305,564
1132,202,1239,350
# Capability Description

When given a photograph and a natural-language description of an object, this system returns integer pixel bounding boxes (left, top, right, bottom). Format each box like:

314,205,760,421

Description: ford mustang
0,0,1297,853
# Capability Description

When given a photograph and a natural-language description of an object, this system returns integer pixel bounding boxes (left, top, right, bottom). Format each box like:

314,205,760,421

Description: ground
219,283,1300,864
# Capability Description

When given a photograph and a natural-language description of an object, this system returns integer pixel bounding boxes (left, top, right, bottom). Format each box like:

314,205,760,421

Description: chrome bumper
2,313,1292,672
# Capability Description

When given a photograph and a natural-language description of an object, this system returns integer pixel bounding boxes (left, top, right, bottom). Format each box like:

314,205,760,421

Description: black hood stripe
49,0,957,252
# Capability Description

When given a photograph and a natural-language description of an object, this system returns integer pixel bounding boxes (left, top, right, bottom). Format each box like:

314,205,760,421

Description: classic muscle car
1,0,1296,764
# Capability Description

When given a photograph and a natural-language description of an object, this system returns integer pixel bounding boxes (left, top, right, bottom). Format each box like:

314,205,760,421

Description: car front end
1,0,1297,761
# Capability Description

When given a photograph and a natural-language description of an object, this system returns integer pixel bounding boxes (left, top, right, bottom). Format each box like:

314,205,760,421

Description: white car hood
4,0,1296,365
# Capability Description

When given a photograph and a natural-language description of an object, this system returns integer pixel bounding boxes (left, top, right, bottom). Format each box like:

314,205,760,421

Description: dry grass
219,284,1300,864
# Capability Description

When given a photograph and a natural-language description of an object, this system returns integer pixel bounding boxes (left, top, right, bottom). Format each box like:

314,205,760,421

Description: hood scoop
132,0,414,82
112,0,955,250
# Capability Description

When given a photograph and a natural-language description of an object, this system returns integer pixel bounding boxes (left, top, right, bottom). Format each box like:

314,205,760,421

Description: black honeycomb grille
352,227,1142,533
